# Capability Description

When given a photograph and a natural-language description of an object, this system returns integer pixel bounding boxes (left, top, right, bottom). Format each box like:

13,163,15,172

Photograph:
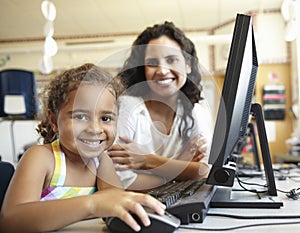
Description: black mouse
105,209,180,233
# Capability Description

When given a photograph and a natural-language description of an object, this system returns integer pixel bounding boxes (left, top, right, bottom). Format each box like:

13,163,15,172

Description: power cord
236,174,300,200
206,212,300,219
235,175,268,195
179,220,300,231
179,211,300,231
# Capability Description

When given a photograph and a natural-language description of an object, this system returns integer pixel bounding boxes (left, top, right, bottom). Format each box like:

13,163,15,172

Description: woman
108,22,214,191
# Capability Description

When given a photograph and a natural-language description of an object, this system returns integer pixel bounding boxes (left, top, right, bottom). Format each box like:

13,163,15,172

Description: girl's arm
0,146,165,233
0,145,95,232
96,152,123,190
1,188,165,233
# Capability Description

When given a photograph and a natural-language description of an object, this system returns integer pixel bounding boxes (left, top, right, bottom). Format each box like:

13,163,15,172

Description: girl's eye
145,59,158,67
102,116,112,122
73,114,88,121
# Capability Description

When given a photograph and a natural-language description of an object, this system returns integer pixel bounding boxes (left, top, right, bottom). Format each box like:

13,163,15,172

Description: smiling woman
108,21,214,191
144,36,190,99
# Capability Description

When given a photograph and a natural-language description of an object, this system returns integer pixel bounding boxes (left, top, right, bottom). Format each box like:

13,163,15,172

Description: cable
178,203,300,231
183,170,300,231
236,174,300,199
207,212,300,219
235,175,269,195
179,220,300,231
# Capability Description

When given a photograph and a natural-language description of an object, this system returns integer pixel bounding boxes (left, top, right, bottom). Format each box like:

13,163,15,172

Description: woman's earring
186,64,191,74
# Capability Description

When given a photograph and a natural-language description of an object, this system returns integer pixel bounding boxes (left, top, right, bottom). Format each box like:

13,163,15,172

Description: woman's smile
154,78,175,85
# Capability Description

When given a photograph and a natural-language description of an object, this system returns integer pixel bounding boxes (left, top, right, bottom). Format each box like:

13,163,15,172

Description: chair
0,161,15,210
0,69,38,119
0,69,39,162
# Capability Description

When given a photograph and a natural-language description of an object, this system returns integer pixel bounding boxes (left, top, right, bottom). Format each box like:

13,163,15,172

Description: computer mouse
105,209,180,233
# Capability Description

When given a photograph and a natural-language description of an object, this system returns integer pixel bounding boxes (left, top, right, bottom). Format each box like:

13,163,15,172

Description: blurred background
1,0,299,166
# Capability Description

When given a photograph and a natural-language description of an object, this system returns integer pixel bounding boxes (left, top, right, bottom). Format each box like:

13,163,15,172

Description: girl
108,22,214,191
0,63,165,233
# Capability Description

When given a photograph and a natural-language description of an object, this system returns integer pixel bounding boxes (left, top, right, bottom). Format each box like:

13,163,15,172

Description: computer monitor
205,14,281,207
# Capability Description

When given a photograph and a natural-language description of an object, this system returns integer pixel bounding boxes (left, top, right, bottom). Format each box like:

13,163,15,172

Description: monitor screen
205,14,278,198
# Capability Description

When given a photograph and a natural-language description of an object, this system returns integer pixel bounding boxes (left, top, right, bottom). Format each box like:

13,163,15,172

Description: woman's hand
179,135,208,162
92,188,166,232
108,136,148,170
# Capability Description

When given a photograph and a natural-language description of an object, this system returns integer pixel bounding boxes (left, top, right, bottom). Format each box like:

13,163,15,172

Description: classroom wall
0,11,296,164
211,63,293,162
256,63,293,160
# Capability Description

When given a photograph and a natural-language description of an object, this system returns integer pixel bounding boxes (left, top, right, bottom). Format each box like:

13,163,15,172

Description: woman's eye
166,56,177,64
145,59,158,67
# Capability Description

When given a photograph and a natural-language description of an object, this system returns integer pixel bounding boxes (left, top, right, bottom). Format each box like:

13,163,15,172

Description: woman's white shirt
115,95,213,188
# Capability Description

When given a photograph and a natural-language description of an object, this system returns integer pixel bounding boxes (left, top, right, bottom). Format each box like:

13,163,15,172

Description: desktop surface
51,168,300,233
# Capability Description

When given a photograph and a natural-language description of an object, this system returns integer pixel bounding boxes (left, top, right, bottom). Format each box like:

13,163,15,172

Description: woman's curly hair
118,21,203,140
36,63,124,144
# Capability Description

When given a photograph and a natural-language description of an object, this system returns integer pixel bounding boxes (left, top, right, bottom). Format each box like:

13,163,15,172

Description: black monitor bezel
205,14,278,199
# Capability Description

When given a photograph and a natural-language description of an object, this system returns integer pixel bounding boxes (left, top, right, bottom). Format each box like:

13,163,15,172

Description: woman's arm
124,154,209,191
109,135,210,183
143,154,210,181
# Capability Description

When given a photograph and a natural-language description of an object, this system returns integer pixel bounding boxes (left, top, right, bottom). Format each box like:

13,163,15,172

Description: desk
53,170,300,233
275,154,300,164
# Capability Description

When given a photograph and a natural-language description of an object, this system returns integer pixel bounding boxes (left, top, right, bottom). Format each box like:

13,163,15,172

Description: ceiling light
39,55,53,75
41,0,56,21
281,0,300,41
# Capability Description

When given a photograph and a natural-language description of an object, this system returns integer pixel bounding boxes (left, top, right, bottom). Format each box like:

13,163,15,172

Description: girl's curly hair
36,63,124,144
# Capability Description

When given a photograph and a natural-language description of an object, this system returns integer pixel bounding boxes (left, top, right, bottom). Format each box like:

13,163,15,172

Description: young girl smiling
0,63,165,233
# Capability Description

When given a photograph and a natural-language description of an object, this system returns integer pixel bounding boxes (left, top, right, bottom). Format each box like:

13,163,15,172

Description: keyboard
147,179,216,224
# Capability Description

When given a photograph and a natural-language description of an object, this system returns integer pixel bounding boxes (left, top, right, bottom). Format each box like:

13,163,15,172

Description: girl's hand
108,136,147,170
179,135,208,162
92,188,166,232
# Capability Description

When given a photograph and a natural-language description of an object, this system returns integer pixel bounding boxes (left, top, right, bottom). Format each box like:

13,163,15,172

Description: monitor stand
247,122,262,172
210,186,283,208
235,122,262,177
210,103,283,209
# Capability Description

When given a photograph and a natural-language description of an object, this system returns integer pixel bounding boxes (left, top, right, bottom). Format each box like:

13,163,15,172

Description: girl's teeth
156,79,172,84
83,140,100,145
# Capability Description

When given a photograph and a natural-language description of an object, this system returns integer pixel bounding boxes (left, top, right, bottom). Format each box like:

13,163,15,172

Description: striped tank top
40,139,99,201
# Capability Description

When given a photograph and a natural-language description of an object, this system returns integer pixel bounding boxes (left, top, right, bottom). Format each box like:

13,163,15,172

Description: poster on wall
263,84,286,120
